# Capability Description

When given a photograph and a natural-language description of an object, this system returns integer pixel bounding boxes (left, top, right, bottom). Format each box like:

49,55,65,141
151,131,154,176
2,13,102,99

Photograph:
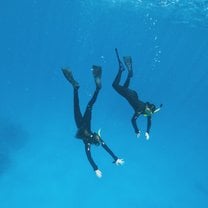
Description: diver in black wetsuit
62,65,124,178
112,48,162,140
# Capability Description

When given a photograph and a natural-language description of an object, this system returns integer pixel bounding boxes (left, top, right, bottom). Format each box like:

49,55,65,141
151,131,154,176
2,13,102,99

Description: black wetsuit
73,87,118,171
112,69,152,134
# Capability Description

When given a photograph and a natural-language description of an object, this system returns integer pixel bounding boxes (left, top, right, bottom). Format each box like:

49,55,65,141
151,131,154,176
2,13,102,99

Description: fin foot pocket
62,68,80,89
92,65,102,89
123,56,133,77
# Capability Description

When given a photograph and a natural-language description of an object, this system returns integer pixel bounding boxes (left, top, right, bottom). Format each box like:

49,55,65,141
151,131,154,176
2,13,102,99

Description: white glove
115,158,125,166
95,169,102,178
136,131,141,138
145,132,150,140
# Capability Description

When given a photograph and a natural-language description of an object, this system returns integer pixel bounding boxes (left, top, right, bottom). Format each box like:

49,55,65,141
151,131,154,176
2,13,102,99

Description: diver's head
90,132,101,146
145,102,156,116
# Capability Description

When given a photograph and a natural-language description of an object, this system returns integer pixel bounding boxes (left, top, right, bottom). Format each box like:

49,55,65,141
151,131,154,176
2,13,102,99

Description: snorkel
98,128,101,137
153,104,163,113
144,107,153,116
91,129,102,146
144,103,163,116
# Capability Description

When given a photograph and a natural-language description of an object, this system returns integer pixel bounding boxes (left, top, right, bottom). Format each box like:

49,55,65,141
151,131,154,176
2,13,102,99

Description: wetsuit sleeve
146,116,152,134
131,113,140,134
84,142,98,171
100,140,118,161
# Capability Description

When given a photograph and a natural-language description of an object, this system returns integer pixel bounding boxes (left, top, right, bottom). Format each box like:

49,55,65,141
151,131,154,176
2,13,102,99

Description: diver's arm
145,116,152,140
84,142,98,171
100,139,118,161
84,142,102,178
131,112,141,135
146,116,152,134
100,139,124,165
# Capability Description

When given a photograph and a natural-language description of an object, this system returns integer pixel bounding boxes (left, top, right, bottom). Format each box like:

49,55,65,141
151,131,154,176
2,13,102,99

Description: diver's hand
145,132,150,140
115,158,125,166
136,131,141,138
95,169,102,178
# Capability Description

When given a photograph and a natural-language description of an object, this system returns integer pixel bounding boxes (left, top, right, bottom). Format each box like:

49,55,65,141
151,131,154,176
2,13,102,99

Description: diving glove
115,158,125,166
95,169,102,178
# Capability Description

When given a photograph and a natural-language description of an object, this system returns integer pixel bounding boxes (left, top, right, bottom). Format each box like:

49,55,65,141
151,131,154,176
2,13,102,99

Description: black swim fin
62,68,80,89
92,65,102,89
115,48,125,71
123,56,133,77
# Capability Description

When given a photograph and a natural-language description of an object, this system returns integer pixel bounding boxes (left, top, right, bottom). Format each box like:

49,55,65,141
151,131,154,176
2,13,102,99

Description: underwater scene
0,0,208,207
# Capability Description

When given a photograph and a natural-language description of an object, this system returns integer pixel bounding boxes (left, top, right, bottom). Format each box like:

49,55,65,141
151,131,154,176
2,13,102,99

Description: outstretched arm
84,142,98,171
84,142,102,178
145,116,152,140
146,116,152,134
100,139,124,165
100,140,118,161
131,112,141,137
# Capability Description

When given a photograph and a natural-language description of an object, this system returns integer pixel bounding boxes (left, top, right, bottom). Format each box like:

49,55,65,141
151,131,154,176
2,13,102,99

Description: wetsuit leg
123,73,132,88
112,70,127,95
82,88,100,131
112,70,134,99
112,70,140,110
74,88,83,128
112,70,122,88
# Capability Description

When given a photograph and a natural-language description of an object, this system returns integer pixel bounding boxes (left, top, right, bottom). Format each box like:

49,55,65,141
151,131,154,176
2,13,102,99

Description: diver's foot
92,65,102,89
62,68,80,89
128,69,133,78
119,61,125,72
123,56,133,77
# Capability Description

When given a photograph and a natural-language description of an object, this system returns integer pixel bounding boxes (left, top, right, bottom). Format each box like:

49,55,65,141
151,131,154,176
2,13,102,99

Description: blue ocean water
0,0,208,207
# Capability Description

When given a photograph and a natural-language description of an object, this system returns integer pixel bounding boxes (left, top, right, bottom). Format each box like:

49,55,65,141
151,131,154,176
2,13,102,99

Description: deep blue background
0,1,208,207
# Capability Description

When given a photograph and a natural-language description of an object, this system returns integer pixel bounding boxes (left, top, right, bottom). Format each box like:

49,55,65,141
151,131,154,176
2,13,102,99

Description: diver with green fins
62,65,124,178
112,48,162,140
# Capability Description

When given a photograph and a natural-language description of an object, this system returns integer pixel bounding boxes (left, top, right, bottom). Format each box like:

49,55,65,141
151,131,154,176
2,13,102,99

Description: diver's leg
123,73,132,88
112,70,123,89
87,88,100,109
82,88,100,130
81,67,101,130
62,68,82,128
112,69,132,99
123,56,133,88
73,88,83,128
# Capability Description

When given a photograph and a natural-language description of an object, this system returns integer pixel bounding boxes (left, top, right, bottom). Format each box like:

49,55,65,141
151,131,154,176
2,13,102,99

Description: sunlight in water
99,0,208,27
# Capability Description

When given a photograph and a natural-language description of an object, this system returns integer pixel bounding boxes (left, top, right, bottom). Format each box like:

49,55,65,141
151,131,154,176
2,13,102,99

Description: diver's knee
112,82,118,89
87,104,92,111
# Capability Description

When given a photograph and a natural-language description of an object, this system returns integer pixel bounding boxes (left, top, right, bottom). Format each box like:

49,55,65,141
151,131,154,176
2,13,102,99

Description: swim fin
123,56,133,77
62,68,80,89
92,65,102,89
115,48,125,71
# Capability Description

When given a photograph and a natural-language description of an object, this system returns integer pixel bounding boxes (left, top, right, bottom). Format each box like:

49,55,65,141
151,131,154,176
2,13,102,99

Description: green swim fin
92,65,102,89
62,68,80,89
